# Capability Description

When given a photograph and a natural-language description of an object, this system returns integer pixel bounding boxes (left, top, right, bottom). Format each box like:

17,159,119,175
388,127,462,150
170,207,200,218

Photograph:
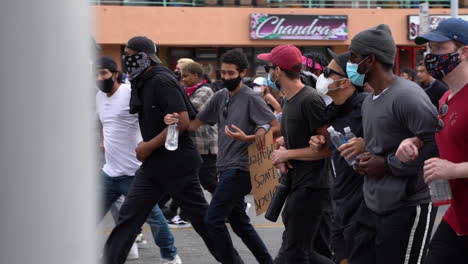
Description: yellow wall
94,6,468,47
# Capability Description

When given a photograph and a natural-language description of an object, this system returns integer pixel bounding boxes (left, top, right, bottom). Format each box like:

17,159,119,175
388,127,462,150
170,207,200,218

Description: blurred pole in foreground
0,1,97,264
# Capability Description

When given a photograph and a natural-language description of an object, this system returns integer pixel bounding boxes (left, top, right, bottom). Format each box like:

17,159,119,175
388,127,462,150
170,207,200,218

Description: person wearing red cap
259,45,334,264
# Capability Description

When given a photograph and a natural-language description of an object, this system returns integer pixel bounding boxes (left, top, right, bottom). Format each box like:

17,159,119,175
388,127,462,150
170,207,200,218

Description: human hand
275,161,294,174
396,137,423,163
225,124,248,142
271,146,290,165
309,135,327,150
164,113,179,125
355,153,386,177
424,158,457,183
255,127,267,151
338,137,365,161
135,141,152,161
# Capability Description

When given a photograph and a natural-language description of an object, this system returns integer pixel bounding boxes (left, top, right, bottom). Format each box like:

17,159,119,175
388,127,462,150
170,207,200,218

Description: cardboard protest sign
248,132,279,216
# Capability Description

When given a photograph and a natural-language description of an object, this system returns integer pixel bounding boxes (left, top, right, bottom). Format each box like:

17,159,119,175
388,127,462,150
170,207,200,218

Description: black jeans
102,168,220,264
205,168,272,264
199,153,218,194
274,188,335,264
426,219,468,263
165,153,218,220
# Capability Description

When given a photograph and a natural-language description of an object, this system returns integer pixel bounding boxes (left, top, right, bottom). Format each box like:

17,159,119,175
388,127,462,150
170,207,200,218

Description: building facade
94,1,468,78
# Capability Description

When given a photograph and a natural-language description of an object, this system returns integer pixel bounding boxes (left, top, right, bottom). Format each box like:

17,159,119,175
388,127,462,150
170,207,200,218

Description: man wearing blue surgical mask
347,24,440,264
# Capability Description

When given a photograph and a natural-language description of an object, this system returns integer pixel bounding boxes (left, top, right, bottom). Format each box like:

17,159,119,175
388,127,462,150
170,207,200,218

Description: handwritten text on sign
248,132,279,216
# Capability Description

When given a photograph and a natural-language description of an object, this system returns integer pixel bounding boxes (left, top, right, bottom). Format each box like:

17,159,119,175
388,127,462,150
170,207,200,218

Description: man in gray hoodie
349,24,439,264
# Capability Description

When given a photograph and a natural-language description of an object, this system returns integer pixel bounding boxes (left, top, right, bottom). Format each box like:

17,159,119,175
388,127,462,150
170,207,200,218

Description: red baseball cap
257,45,303,72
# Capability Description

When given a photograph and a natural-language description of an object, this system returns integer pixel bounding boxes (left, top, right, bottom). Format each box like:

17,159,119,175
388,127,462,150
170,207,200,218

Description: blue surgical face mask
346,56,369,86
267,73,279,90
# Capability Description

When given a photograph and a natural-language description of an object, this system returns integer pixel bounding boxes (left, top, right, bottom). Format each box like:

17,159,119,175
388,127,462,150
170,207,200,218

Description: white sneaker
168,215,191,228
161,254,182,264
127,242,139,260
135,233,147,247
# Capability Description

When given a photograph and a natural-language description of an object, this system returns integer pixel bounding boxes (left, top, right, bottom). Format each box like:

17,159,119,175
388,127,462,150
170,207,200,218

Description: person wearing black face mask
96,56,121,95
102,36,221,264
164,49,281,264
95,55,184,264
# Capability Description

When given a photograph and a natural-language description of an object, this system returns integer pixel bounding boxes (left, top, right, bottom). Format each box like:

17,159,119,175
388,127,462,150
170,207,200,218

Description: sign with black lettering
248,132,279,216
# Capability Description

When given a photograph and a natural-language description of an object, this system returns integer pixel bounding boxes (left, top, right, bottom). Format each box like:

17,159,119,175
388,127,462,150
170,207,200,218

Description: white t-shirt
96,84,141,177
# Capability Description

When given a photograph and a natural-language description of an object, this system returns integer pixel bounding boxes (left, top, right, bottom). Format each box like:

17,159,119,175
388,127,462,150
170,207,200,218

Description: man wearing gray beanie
348,24,439,264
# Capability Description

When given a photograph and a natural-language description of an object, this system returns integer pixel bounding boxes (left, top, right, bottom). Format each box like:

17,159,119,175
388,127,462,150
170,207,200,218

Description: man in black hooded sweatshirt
102,36,220,264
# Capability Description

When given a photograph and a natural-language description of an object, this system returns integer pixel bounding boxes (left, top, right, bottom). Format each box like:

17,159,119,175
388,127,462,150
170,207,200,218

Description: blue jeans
205,168,273,264
101,171,177,259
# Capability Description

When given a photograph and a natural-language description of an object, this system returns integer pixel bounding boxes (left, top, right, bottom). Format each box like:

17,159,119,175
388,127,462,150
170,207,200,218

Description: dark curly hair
220,49,249,73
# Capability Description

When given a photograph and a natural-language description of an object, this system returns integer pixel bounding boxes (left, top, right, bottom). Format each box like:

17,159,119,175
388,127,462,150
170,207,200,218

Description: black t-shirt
325,92,367,227
421,79,448,109
281,86,331,190
135,65,201,186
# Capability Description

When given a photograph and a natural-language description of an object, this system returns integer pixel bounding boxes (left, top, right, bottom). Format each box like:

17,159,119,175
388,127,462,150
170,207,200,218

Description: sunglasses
323,67,347,79
264,65,277,72
436,101,449,132
222,98,230,118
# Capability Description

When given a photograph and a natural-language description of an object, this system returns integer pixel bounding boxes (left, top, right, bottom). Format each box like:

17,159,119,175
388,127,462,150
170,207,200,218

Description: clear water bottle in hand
327,126,355,166
344,126,356,140
165,123,179,151
429,179,454,206
343,127,357,165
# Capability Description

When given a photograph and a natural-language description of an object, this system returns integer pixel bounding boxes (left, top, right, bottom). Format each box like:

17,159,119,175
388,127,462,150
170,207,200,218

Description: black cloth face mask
222,76,242,92
97,77,114,93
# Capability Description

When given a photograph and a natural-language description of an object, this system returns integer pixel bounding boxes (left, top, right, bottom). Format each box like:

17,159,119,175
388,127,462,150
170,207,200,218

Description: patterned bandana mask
123,52,152,81
424,49,461,80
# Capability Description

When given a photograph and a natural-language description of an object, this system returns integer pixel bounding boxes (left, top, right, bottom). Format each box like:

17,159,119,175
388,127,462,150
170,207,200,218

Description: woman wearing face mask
252,77,282,114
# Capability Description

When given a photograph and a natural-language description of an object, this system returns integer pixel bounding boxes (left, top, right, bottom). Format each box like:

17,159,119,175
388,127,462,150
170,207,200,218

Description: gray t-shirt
361,76,439,214
198,85,276,172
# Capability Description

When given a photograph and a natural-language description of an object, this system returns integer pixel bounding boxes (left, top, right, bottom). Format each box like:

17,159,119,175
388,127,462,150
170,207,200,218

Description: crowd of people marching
96,18,468,264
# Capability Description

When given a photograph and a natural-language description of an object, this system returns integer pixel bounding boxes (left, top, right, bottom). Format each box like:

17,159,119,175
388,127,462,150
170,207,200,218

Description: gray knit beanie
350,24,396,65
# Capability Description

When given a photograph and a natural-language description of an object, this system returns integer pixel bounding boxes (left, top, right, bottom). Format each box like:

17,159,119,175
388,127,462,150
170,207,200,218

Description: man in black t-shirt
416,61,448,109
102,36,220,264
259,45,334,264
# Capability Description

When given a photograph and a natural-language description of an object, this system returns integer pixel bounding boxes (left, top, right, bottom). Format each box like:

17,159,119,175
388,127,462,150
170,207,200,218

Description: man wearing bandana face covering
401,18,468,263
102,36,220,264
165,49,280,264
95,56,182,263
348,25,439,264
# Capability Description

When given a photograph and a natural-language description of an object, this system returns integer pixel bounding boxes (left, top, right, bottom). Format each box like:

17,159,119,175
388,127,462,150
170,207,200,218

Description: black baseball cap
96,56,118,72
126,36,162,63
415,18,468,45
327,48,350,77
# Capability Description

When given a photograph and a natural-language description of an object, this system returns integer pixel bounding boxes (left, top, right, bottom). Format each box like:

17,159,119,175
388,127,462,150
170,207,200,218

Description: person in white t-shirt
96,56,182,264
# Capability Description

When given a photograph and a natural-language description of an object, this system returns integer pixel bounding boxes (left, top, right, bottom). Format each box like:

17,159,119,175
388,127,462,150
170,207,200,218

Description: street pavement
98,192,448,264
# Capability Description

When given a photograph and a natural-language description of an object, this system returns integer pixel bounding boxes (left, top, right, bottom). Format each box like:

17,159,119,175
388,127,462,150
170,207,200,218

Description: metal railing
91,0,451,8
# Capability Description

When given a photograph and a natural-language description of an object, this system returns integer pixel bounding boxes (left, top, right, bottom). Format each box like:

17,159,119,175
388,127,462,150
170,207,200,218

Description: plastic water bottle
165,123,179,151
327,126,354,166
344,127,356,140
343,127,357,165
428,179,454,206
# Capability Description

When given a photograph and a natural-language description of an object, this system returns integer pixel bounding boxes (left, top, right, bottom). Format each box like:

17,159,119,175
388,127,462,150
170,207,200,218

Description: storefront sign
251,14,348,40
408,15,468,40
